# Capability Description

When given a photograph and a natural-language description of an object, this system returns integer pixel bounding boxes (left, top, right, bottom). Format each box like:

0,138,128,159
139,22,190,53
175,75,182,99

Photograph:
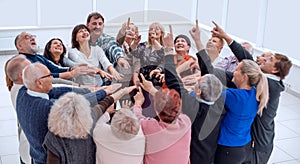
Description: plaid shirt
95,33,125,65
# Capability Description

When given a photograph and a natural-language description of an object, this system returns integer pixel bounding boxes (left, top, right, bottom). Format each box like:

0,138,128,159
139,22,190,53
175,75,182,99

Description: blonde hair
48,92,93,139
111,108,140,140
240,60,269,115
147,22,165,46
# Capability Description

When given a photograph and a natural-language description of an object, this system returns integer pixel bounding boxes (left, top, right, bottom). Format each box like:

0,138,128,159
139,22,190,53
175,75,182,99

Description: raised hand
211,21,232,44
163,25,174,49
189,20,203,51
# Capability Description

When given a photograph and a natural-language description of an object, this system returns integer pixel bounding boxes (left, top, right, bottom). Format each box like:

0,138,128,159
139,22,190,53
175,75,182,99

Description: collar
27,89,49,100
196,97,215,105
265,74,281,82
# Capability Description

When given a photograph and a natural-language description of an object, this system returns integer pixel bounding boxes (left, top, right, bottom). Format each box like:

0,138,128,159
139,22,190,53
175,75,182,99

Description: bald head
6,55,31,84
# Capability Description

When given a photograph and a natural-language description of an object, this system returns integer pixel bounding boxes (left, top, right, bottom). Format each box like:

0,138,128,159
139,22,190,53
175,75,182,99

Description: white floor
1,54,300,164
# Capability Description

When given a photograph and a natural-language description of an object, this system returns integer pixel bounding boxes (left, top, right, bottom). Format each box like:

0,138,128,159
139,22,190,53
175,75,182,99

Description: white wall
0,0,299,95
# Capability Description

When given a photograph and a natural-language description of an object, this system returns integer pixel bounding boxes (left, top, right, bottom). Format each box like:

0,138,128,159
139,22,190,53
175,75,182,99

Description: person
214,59,269,164
190,22,224,67
43,86,136,164
116,20,141,87
68,24,123,87
93,107,145,164
132,86,191,164
5,55,32,164
130,22,166,117
16,62,116,164
43,38,86,86
151,26,226,164
215,41,253,72
130,22,165,82
14,32,91,80
86,12,130,68
192,20,292,164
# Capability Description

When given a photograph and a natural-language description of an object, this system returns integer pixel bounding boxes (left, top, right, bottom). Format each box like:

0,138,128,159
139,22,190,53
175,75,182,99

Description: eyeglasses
38,74,52,80
24,35,36,40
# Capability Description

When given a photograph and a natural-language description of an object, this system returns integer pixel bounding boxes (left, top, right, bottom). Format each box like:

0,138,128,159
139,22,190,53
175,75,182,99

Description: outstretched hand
133,87,145,106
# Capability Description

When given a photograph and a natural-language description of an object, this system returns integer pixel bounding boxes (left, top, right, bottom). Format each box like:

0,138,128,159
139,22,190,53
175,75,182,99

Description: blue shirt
218,87,258,146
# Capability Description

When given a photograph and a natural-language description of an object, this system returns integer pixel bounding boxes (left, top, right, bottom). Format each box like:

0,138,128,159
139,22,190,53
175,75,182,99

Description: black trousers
214,142,253,164
252,144,273,164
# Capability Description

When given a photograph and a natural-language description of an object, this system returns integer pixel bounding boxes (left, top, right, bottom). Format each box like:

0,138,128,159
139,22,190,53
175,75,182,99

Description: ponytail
240,60,269,116
256,72,269,116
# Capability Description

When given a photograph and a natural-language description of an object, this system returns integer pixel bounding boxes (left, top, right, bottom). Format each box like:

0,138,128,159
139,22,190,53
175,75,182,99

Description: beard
30,45,40,53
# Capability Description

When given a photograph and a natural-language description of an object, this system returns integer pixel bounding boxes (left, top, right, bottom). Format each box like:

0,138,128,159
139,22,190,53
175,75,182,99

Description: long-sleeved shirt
21,53,69,78
94,33,125,66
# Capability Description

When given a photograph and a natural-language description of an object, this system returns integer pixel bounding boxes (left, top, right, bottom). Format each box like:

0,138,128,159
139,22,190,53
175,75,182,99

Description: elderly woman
132,87,191,164
93,107,145,164
43,86,136,163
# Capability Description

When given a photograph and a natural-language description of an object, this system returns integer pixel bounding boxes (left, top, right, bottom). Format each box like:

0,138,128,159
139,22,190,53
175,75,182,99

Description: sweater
21,53,69,78
16,86,106,163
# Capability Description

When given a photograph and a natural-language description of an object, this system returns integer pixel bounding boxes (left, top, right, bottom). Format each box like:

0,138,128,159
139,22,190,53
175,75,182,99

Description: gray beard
31,46,39,53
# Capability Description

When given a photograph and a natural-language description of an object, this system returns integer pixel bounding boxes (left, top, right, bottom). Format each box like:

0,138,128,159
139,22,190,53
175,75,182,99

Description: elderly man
16,63,116,164
14,32,91,80
86,12,130,69
5,55,31,164
191,20,292,164
139,29,226,163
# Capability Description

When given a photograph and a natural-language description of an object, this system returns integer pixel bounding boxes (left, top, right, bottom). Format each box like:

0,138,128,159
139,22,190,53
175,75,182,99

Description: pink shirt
133,106,191,164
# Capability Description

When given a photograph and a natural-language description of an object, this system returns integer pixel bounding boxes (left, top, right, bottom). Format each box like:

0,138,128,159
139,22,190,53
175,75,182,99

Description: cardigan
133,106,191,164
164,55,226,164
16,86,106,163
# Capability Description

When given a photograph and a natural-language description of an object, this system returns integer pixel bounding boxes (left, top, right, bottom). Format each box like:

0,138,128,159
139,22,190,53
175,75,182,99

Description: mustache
93,28,102,32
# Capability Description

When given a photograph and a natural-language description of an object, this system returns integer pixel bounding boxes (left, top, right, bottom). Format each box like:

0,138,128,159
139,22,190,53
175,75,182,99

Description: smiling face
125,24,138,40
175,37,190,54
76,27,90,43
49,39,64,57
71,25,91,49
257,52,279,74
86,16,104,38
16,32,39,54
206,36,223,53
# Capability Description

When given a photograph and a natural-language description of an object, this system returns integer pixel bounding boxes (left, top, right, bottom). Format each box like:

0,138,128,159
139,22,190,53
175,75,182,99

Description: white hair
111,108,140,140
48,92,93,139
22,63,45,88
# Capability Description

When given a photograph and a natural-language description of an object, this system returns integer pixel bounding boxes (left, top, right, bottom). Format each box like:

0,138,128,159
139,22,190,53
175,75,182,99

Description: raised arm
211,21,253,62
163,25,199,122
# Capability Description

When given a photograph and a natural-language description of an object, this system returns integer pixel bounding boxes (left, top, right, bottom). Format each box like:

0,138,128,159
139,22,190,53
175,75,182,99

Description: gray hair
196,74,223,102
6,55,30,82
48,92,92,139
111,108,140,140
22,63,46,89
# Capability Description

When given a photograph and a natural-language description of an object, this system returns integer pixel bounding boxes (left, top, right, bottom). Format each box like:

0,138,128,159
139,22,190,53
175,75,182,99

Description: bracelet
164,47,174,53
